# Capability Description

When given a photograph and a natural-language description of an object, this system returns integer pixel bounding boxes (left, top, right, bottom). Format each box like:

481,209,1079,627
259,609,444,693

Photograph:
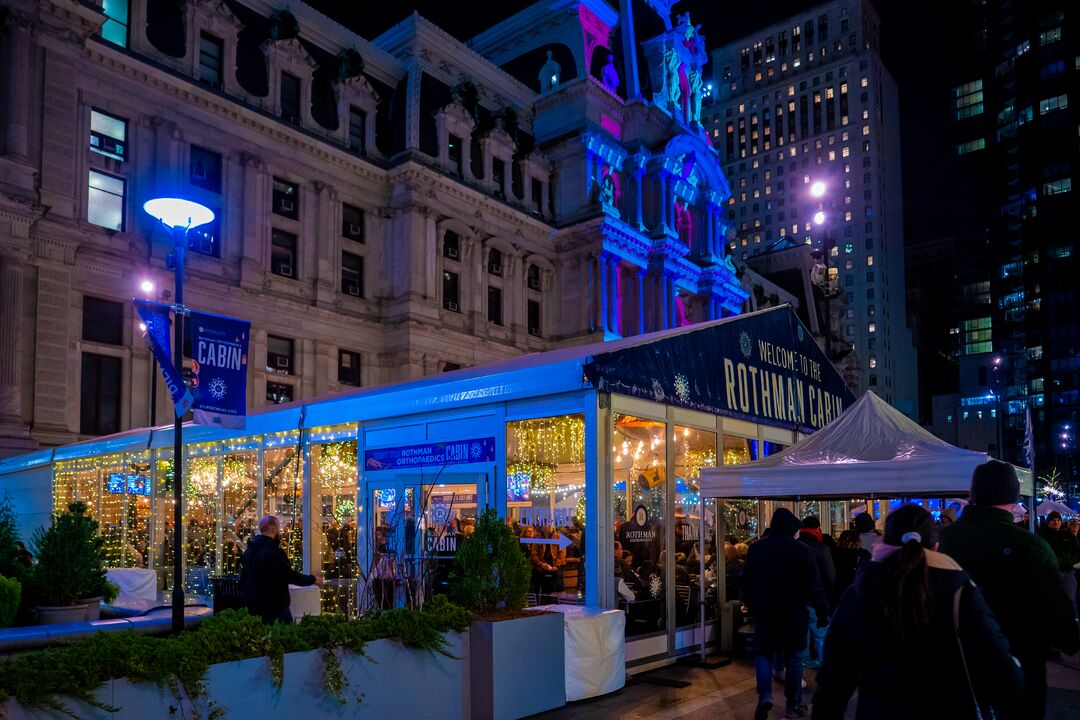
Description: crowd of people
734,461,1079,720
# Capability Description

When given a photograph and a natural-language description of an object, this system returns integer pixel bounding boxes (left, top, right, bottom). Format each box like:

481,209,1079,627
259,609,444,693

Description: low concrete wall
1,632,469,719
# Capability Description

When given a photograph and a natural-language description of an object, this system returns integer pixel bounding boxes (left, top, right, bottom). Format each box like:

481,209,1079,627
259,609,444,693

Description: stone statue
599,170,616,207
539,49,561,93
688,69,703,124
602,54,620,93
663,46,681,111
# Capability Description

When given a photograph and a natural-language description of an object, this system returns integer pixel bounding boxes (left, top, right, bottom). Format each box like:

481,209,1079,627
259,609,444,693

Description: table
531,604,625,701
106,567,158,603
288,584,321,620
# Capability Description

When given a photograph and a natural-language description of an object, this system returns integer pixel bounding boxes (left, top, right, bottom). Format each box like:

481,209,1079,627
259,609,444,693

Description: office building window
443,271,460,312
187,212,221,257
190,145,222,193
1043,178,1071,195
338,350,361,387
1039,94,1068,114
199,33,224,87
341,251,364,297
443,230,460,260
266,382,293,404
953,79,984,119
89,109,127,161
488,248,503,276
528,299,541,337
87,171,125,231
271,229,297,279
80,353,122,435
348,106,366,154
101,0,129,47
272,178,298,219
266,335,294,375
341,205,364,242
488,286,503,325
82,296,123,345
280,72,301,123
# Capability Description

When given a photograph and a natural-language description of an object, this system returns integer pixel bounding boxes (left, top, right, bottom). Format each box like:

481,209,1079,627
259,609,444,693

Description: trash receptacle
209,575,244,614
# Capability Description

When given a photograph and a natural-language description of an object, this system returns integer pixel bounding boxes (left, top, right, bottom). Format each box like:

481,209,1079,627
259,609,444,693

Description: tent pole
699,495,705,661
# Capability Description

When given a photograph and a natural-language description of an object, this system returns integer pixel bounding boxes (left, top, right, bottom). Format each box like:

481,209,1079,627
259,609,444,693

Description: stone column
1,17,30,160
705,207,715,258
597,254,609,334
634,169,644,229
606,256,619,336
665,176,676,235
658,273,670,330
636,268,647,336
657,173,668,231
239,152,266,290
0,257,29,448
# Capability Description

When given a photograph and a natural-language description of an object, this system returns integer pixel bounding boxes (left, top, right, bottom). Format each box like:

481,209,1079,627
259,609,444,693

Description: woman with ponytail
812,504,1022,719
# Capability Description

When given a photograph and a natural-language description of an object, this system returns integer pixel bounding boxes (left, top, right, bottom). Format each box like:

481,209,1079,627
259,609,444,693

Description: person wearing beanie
812,504,1022,720
743,508,829,719
940,460,1080,719
1038,510,1080,617
853,511,881,553
799,515,836,669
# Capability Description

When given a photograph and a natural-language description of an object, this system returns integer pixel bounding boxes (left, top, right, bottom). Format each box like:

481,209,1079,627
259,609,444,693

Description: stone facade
0,0,746,456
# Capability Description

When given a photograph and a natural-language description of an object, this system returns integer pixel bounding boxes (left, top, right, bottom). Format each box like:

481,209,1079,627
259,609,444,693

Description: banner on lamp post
189,310,250,429
133,299,194,417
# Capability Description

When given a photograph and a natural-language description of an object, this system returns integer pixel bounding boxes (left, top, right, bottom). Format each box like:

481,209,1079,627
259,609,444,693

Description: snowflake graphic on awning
673,373,690,403
651,379,666,402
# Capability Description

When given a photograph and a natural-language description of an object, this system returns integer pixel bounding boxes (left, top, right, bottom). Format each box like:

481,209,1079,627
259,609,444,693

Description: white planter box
2,632,469,719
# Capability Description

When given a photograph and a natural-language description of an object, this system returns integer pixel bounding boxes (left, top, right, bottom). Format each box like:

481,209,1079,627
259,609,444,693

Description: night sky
308,0,947,240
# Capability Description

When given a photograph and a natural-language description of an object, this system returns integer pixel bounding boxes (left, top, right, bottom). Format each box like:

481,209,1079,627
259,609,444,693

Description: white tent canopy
700,391,1033,499
1036,500,1073,517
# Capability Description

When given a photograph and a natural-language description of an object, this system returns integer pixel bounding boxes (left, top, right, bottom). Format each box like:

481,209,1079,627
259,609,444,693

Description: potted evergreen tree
30,502,112,624
451,508,565,719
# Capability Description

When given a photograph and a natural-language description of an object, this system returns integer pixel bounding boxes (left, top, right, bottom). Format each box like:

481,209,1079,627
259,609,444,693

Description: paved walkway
532,653,1080,720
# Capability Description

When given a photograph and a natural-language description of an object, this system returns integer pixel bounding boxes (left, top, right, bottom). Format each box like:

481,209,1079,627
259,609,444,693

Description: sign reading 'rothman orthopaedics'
189,310,251,429
364,438,497,470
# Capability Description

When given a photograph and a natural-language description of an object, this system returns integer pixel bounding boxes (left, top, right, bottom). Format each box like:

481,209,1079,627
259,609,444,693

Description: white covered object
531,605,625,701
106,567,158,602
288,584,321,620
701,392,1033,498
1036,500,1073,517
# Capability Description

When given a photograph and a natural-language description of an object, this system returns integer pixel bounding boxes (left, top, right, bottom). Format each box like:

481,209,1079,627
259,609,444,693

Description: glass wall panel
416,481,479,601
506,414,586,604
674,426,717,628
720,435,759,541
124,455,152,569
368,486,414,609
263,440,304,572
312,441,358,615
98,457,125,568
221,452,259,576
612,414,666,637
185,452,219,597
154,456,176,593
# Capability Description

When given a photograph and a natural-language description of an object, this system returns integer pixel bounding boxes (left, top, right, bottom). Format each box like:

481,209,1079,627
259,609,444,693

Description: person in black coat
812,505,1023,720
829,530,865,610
743,508,829,720
240,515,319,624
799,516,836,668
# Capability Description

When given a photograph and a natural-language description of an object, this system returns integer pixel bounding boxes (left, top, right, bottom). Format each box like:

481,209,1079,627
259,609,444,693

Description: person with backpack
812,504,1023,719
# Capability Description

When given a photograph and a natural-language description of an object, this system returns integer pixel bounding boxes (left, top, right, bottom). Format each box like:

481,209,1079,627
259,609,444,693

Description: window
342,204,364,241
338,350,361,387
487,286,503,325
89,109,127,161
527,264,542,291
953,79,984,119
198,33,224,88
348,106,366,154
266,335,294,375
190,145,222,193
1043,178,1071,195
188,212,221,257
492,158,506,196
1039,27,1061,45
531,177,543,213
448,134,463,176
488,248,503,276
962,317,992,355
1039,94,1068,114
80,353,121,435
443,230,460,260
341,251,364,297
957,138,985,155
443,271,460,312
87,171,125,231
266,382,293,404
101,0,129,47
271,229,297,278
280,72,301,123
82,296,123,345
272,178,298,219
867,322,876,333
528,299,541,337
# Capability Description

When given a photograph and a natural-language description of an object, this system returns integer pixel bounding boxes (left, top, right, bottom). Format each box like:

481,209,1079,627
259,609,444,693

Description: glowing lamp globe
810,181,826,198
143,198,215,230
139,279,155,294
813,211,826,225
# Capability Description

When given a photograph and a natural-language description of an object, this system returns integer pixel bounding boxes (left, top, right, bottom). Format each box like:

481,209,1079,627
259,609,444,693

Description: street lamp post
143,198,214,634
992,355,1004,460
810,182,835,361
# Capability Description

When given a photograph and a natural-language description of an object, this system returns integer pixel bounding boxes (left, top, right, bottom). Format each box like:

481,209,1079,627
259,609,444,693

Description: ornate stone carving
539,50,561,93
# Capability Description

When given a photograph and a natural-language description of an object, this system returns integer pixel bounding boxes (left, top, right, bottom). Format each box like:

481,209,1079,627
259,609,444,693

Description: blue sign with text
364,437,496,471
190,310,250,430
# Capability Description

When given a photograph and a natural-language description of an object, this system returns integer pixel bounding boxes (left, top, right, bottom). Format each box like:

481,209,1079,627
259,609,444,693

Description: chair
675,584,692,623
